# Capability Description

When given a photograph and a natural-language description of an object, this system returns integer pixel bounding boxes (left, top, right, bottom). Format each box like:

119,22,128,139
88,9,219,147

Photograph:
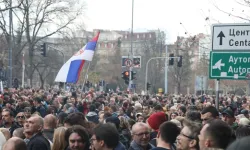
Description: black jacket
129,140,155,150
43,129,54,142
27,132,50,150
35,105,47,117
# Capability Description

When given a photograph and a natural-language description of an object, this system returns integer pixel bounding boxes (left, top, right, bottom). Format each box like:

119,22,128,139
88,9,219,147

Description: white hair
239,118,250,126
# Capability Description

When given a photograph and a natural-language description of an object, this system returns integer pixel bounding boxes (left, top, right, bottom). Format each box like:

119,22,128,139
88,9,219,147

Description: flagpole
22,52,25,88
81,61,91,92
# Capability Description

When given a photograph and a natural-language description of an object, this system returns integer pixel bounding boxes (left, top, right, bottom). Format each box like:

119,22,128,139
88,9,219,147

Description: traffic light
177,56,183,67
40,43,47,57
147,82,151,90
13,78,19,89
122,71,130,84
86,81,90,88
131,71,136,80
169,53,174,65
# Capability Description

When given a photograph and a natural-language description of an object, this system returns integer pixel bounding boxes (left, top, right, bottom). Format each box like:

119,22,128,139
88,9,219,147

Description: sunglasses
17,116,25,119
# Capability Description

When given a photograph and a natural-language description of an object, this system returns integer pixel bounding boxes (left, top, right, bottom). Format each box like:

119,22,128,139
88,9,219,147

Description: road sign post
211,23,250,110
209,51,250,80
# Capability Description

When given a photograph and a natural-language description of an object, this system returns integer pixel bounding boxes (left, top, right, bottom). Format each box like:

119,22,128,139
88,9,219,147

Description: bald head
44,114,57,129
3,137,27,150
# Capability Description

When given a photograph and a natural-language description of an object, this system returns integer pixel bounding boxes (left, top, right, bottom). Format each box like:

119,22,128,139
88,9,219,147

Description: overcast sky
84,0,249,43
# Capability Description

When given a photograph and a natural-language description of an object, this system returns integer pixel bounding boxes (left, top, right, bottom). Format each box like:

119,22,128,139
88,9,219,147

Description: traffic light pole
129,0,134,92
145,56,180,95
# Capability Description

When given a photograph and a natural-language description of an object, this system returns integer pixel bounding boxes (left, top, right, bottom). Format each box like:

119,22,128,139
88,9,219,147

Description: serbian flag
55,32,100,83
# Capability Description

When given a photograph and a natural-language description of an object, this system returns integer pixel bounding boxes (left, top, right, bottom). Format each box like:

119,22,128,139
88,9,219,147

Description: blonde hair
52,127,67,150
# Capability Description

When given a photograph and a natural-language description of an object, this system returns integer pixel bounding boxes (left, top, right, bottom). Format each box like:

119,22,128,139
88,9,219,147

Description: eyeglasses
133,132,150,137
180,132,195,139
89,138,97,143
17,116,25,119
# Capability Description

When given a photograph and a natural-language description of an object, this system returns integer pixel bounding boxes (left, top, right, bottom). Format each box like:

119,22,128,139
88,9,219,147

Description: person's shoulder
31,133,49,142
151,147,170,150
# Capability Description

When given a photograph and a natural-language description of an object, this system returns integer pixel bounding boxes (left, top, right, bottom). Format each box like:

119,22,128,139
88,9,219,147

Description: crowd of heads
0,87,249,150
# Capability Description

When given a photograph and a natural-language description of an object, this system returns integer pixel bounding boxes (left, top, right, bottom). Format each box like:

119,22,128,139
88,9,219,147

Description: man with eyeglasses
129,122,155,150
176,119,201,150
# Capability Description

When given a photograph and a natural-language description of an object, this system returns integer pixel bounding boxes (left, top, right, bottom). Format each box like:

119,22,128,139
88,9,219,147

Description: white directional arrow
212,59,225,70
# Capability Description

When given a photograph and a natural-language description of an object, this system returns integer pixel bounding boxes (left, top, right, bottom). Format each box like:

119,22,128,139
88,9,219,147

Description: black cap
222,108,234,118
241,109,249,115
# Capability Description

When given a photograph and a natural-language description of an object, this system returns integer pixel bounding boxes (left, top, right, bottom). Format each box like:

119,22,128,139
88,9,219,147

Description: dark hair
93,123,119,149
57,112,68,126
64,112,86,126
154,105,163,111
71,92,77,99
89,105,96,112
205,119,233,149
105,116,120,129
34,97,42,103
159,122,180,144
179,106,187,114
186,111,201,123
95,102,101,110
3,109,15,117
236,125,250,139
201,106,219,118
65,125,89,150
103,112,112,119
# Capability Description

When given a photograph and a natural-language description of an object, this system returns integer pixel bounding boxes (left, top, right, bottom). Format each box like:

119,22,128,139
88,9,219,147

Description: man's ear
204,139,211,148
189,139,197,148
100,140,105,147
38,125,43,131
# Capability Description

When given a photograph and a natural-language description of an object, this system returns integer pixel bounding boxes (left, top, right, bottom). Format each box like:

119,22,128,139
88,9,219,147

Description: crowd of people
0,87,250,150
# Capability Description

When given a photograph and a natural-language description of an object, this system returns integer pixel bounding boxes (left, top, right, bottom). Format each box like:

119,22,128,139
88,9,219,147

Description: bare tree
0,0,24,12
140,30,166,93
211,0,250,21
0,0,86,87
168,36,196,94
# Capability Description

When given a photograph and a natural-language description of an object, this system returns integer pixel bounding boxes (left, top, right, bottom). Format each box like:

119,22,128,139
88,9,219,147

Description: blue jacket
115,142,126,150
